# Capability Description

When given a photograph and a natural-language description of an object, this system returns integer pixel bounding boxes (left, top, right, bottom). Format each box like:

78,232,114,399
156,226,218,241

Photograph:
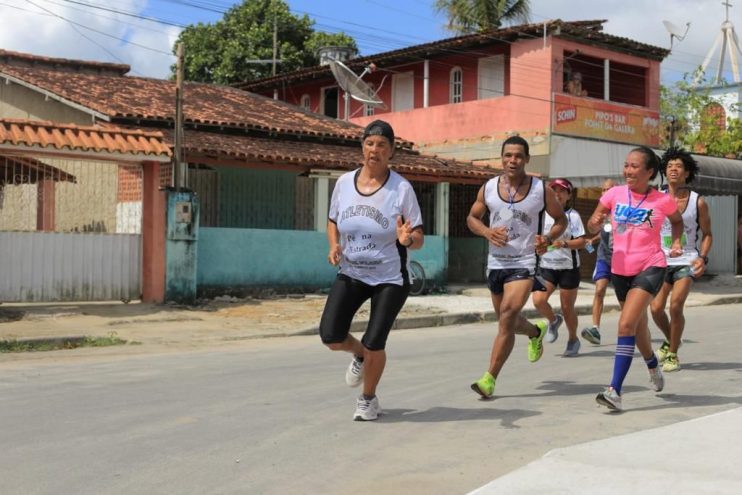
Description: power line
23,0,172,55
56,0,185,28
25,0,137,69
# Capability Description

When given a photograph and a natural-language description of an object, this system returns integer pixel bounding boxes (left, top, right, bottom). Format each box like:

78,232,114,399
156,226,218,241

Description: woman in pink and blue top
587,147,684,412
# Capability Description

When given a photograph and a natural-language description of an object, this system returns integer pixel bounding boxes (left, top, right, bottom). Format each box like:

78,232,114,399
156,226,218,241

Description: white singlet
539,208,585,270
484,175,546,271
660,190,700,266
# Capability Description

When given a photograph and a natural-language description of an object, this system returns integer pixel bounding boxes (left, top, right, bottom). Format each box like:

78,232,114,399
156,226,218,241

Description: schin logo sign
556,105,577,123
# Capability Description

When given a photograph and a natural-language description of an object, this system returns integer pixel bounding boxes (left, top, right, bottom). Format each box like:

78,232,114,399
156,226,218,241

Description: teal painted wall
218,168,295,229
197,228,447,292
412,235,447,286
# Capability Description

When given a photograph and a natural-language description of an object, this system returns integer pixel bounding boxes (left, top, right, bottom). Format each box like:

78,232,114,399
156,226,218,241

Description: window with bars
410,181,437,235
449,183,486,237
450,67,463,104
300,94,311,112
364,83,376,116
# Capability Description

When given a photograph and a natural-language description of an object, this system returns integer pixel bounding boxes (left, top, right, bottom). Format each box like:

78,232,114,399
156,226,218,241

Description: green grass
0,333,128,353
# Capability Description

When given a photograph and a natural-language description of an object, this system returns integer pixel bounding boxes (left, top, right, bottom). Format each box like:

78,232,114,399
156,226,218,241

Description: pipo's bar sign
553,93,660,147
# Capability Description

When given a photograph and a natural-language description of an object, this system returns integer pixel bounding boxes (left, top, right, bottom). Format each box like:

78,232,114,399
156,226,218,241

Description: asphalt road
1,305,741,495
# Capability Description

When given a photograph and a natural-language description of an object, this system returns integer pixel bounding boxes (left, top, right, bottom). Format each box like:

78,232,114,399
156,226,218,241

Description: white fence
0,232,141,302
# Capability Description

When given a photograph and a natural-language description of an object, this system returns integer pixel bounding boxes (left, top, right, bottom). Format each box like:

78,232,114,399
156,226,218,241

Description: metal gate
0,155,143,301
704,195,737,275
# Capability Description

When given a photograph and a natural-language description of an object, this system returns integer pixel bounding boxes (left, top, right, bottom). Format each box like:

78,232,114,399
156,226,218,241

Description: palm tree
435,0,532,34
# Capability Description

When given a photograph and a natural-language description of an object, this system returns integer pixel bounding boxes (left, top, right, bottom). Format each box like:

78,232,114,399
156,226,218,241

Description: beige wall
0,157,119,232
0,81,96,124
0,184,36,230
0,81,123,232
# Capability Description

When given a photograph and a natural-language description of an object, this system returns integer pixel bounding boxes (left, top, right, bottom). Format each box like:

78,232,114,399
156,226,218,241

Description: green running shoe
655,341,671,363
471,371,495,398
528,320,548,362
662,353,681,372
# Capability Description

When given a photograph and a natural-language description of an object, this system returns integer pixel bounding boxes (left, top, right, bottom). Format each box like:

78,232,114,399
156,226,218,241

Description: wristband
544,235,553,245
700,255,709,265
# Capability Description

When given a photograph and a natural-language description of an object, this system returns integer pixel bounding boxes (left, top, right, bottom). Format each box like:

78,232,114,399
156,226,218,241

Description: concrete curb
5,294,740,347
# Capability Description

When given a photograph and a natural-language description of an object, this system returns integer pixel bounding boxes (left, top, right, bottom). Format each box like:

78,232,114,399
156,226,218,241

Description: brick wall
117,165,142,202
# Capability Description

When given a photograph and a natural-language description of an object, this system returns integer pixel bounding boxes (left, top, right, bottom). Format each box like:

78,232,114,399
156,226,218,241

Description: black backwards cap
362,119,395,145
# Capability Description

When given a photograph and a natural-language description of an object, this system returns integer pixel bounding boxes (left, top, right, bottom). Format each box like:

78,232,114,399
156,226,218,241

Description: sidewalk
2,275,742,349
470,407,742,494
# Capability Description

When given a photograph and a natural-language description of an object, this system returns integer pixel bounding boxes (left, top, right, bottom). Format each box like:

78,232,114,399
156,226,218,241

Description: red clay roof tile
0,118,171,158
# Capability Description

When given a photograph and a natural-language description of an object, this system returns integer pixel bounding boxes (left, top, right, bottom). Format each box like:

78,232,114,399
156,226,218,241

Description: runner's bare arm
693,197,713,276
467,185,508,247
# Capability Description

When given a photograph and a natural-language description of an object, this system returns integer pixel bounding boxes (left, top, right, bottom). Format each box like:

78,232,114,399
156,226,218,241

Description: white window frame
450,67,463,103
364,83,376,116
300,94,311,111
478,55,505,100
392,71,415,112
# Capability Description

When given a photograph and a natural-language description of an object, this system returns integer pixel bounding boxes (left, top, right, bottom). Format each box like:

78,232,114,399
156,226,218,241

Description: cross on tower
723,1,733,21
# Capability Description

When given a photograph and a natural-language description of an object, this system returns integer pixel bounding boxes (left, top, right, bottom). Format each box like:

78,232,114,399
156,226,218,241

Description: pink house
240,19,667,187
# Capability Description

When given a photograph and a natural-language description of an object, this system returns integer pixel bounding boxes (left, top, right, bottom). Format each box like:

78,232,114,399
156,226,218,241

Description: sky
0,0,739,85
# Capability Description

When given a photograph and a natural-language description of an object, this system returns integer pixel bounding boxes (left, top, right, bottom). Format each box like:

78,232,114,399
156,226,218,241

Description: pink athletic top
599,185,678,276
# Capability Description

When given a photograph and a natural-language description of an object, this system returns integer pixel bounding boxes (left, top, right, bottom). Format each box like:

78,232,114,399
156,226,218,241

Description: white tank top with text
485,176,545,270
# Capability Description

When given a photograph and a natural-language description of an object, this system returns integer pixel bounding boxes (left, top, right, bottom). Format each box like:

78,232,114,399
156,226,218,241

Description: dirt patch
0,309,25,323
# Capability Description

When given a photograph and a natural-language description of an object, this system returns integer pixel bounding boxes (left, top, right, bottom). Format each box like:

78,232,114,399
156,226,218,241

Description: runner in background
650,148,712,372
581,179,616,345
532,178,587,356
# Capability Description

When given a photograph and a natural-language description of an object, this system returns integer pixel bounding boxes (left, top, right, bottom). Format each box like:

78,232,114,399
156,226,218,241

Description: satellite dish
663,20,690,49
328,59,387,112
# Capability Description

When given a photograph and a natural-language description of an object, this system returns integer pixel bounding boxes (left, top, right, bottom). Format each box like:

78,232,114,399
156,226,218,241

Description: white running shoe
595,387,622,411
545,314,563,343
345,356,364,387
353,395,381,421
649,365,664,392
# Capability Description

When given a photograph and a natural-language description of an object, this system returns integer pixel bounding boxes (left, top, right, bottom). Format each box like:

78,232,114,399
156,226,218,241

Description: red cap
550,178,573,194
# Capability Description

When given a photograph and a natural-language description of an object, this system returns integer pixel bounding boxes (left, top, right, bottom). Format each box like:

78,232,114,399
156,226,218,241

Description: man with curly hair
650,147,713,372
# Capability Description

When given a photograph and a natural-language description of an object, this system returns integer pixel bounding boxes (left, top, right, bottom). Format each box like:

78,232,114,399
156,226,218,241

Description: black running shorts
486,268,534,295
319,274,410,351
533,267,581,290
611,266,667,302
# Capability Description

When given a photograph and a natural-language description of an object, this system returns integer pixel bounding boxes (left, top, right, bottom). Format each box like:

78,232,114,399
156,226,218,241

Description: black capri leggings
319,274,410,351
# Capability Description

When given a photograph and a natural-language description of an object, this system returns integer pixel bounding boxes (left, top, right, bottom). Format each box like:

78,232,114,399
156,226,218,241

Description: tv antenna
328,59,387,120
694,1,741,85
662,20,690,49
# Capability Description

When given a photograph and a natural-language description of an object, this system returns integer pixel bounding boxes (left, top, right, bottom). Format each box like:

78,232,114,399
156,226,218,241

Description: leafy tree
172,0,358,84
435,0,531,34
661,72,742,158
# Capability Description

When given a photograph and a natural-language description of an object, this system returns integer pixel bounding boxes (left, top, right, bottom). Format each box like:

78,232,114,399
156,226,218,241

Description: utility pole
668,115,677,147
272,14,278,99
272,15,278,77
174,42,185,191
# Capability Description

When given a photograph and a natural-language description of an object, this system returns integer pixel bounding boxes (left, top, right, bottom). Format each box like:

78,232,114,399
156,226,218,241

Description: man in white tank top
650,148,712,372
466,136,567,399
